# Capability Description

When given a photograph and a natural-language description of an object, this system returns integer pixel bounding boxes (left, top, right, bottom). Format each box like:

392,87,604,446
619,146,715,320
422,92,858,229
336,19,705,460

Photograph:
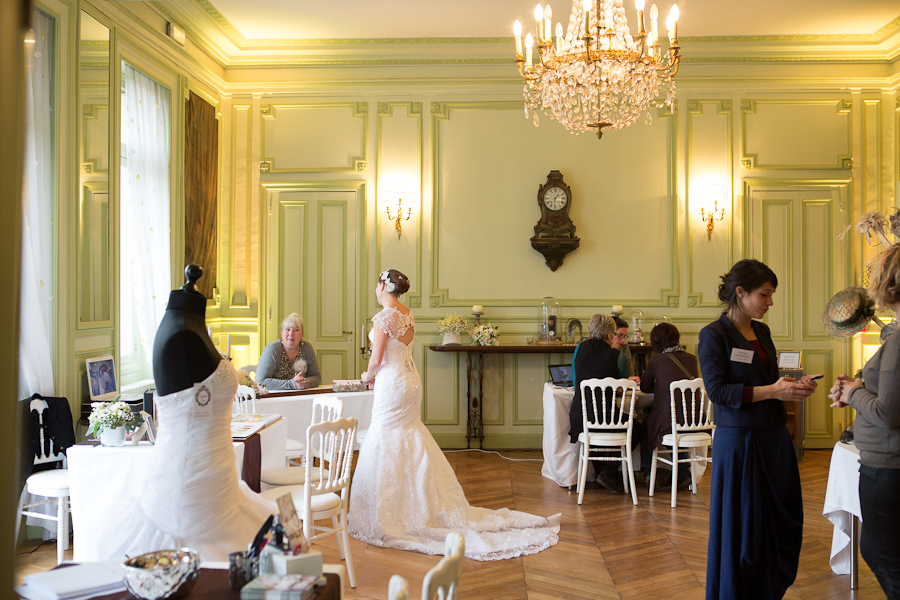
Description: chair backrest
31,398,68,466
234,385,257,415
580,377,637,430
668,379,714,432
422,532,465,600
388,575,409,600
239,364,258,377
311,395,343,425
305,416,357,497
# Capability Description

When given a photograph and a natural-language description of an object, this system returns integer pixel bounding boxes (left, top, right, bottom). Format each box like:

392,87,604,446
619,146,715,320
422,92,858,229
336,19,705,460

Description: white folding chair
387,532,465,600
388,575,410,600
260,417,358,588
576,377,639,505
233,385,257,415
649,378,714,507
422,532,464,600
261,396,343,486
16,398,71,565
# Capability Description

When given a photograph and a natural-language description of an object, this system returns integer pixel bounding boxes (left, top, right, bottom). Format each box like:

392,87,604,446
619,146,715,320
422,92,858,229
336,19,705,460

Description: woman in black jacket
699,259,819,600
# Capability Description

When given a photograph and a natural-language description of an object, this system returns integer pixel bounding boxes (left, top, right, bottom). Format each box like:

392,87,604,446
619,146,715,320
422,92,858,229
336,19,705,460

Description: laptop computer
548,364,573,387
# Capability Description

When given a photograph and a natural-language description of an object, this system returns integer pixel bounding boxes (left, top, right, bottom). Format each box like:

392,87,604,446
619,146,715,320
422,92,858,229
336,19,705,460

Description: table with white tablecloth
68,417,286,562
540,382,654,487
823,441,862,588
254,390,374,449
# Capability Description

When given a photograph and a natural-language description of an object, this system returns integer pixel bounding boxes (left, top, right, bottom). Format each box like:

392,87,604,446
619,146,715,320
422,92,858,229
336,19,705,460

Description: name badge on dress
730,348,755,364
193,382,213,418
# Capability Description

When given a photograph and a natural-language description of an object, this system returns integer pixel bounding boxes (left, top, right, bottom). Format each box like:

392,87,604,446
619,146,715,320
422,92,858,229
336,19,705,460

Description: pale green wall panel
760,198,792,339
801,199,833,340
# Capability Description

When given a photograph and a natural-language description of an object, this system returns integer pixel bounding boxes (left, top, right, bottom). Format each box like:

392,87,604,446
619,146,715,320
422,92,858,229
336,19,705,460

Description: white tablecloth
68,418,287,561
823,441,861,575
255,390,374,449
540,382,654,487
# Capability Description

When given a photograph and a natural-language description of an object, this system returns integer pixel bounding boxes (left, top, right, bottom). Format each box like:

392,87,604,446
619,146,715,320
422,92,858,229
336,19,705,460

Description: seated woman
568,314,644,495
256,313,322,391
640,322,700,489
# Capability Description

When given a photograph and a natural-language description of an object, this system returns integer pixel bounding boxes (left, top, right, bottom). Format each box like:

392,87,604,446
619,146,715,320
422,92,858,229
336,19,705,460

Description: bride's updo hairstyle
718,259,778,313
378,269,410,297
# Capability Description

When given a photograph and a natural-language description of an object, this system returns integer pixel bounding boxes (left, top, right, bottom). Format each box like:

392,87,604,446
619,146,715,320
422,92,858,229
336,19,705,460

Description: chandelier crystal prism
513,0,681,139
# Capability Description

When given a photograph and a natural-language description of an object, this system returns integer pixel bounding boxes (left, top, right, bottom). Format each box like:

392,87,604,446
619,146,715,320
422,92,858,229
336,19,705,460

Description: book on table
240,574,317,600
231,414,281,440
19,561,125,600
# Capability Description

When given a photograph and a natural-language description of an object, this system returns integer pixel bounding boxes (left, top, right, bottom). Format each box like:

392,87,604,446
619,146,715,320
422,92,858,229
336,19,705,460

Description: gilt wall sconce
698,184,726,240
382,184,418,239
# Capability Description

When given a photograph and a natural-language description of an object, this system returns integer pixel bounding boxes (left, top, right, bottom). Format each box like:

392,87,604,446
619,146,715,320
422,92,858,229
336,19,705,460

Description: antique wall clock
530,170,580,271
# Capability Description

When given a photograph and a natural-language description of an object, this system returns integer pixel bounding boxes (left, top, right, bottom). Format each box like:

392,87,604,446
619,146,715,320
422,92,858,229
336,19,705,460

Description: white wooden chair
261,396,343,487
16,398,72,565
388,575,409,600
233,385,257,415
649,378,714,507
388,532,465,600
260,417,358,588
576,377,639,505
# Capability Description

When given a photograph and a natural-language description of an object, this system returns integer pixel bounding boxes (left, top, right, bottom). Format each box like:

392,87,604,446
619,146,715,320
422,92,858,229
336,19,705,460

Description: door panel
747,184,847,449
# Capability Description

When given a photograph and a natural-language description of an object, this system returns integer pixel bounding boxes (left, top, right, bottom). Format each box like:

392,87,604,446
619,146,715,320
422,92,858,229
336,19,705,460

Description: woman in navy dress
698,260,820,600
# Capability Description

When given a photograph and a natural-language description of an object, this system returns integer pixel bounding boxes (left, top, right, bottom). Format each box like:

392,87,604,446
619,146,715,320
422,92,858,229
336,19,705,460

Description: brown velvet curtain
184,91,218,298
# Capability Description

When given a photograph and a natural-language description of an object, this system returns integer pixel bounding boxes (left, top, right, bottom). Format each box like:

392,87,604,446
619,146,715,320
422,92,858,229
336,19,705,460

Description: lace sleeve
372,308,414,338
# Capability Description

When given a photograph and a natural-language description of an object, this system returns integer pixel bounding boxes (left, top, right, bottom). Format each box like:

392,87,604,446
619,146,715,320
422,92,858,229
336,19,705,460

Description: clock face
543,186,568,211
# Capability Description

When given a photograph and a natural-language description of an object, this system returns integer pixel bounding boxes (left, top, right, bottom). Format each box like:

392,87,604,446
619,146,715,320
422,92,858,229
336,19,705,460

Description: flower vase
442,332,461,346
100,426,127,447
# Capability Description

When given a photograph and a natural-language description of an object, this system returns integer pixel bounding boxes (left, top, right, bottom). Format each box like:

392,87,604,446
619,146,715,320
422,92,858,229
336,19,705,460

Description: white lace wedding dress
102,360,275,562
349,307,561,560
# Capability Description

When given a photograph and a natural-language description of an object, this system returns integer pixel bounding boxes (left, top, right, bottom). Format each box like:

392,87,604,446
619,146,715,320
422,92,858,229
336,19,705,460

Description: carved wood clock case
530,170,580,271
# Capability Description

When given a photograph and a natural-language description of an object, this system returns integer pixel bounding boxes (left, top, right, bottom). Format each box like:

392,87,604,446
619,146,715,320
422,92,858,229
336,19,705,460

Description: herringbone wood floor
15,448,888,599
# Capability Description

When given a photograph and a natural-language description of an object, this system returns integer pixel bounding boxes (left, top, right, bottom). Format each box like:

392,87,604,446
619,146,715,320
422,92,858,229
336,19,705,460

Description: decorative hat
822,287,876,338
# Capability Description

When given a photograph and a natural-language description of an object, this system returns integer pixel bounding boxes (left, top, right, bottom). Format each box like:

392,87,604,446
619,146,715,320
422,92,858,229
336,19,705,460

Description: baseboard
431,432,543,450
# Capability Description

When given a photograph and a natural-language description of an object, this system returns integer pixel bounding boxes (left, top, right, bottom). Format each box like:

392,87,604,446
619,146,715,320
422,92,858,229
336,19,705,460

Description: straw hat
822,287,876,338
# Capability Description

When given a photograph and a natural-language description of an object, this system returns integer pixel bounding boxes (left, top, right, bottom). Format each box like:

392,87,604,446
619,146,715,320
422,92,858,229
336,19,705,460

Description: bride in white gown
349,269,560,561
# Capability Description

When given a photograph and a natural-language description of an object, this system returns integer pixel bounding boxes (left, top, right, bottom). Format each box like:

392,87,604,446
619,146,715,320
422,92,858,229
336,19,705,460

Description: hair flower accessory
379,270,396,293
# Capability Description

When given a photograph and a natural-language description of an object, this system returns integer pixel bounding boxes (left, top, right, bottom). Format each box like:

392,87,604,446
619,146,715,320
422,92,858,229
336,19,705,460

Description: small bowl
123,548,200,600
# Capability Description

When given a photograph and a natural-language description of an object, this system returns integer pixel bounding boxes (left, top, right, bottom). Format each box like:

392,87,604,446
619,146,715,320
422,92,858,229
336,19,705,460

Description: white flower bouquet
470,323,500,346
87,400,142,438
438,314,470,335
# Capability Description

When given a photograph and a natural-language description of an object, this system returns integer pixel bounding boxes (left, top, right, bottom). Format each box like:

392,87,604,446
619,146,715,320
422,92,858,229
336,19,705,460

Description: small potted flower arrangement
470,323,500,346
87,400,143,447
438,314,470,346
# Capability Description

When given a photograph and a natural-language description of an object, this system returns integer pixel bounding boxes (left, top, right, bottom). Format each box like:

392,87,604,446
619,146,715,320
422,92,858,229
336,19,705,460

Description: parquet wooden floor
14,448,888,599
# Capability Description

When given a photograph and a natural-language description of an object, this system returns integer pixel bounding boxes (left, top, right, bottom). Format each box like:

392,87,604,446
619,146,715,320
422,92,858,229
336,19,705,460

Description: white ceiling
205,0,899,40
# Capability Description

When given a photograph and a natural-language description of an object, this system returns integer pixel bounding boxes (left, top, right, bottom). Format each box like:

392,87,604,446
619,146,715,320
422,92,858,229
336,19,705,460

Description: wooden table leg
850,514,859,590
464,352,484,449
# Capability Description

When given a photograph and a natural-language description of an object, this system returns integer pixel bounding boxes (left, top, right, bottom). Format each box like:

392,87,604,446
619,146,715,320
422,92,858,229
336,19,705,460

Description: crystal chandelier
513,0,681,139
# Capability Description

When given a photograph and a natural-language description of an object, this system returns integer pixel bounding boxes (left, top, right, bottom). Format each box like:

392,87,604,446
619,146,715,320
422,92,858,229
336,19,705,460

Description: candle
670,4,679,43
534,4,543,42
636,0,645,35
514,20,523,56
583,0,591,36
650,4,658,40
544,4,552,42
525,33,533,65
472,304,484,315
606,7,613,30
555,22,564,52
612,304,624,314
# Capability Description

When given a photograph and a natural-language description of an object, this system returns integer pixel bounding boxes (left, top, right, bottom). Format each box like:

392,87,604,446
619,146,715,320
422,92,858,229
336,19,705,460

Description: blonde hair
867,244,900,311
587,314,616,342
281,312,304,335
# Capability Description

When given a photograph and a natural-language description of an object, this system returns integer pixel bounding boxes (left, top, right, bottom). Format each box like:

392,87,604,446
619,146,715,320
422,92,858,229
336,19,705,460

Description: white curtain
120,63,171,369
19,9,56,401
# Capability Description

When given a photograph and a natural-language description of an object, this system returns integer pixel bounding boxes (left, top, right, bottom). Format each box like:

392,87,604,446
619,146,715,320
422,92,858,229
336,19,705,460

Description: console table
428,344,577,448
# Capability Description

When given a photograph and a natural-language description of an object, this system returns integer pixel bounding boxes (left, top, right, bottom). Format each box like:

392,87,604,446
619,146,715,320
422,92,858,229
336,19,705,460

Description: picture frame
778,351,802,370
85,355,119,401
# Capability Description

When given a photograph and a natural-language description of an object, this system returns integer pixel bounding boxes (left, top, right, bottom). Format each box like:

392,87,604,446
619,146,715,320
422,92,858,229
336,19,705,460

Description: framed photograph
778,351,802,370
85,356,119,401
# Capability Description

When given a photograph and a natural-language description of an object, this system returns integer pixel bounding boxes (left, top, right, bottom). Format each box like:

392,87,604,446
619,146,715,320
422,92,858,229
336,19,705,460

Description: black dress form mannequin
152,265,222,396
